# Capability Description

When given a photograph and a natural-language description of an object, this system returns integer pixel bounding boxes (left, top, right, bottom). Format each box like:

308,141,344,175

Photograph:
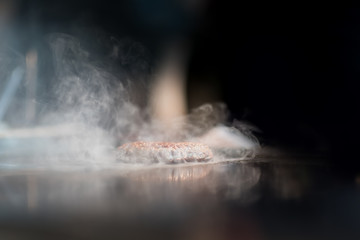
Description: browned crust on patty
117,141,213,164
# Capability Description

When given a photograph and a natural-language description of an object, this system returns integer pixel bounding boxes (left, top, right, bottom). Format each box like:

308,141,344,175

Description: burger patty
116,141,213,164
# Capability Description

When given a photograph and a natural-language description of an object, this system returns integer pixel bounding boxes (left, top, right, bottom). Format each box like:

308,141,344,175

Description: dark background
3,1,360,174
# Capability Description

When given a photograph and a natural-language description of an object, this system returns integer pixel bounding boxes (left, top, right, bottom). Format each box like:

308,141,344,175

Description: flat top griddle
1,152,358,240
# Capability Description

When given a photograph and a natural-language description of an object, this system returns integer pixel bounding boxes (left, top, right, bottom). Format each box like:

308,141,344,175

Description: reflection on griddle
1,159,355,240
0,162,261,216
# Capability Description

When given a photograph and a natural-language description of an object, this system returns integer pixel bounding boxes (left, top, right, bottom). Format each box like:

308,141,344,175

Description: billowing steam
0,33,263,218
1,33,259,169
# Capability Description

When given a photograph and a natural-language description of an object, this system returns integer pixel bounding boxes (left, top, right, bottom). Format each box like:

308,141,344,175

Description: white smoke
0,33,263,218
1,33,259,169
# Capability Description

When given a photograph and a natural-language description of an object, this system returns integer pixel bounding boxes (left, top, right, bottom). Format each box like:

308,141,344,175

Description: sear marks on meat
116,141,213,164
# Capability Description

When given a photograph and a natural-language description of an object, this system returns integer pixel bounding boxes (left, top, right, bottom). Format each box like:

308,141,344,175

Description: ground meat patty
116,141,213,164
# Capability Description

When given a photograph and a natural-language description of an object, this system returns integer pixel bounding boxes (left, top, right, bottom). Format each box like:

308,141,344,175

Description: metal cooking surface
0,160,261,214
1,155,359,240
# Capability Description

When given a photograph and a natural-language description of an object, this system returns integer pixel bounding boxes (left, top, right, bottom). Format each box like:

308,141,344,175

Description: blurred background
2,0,359,173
